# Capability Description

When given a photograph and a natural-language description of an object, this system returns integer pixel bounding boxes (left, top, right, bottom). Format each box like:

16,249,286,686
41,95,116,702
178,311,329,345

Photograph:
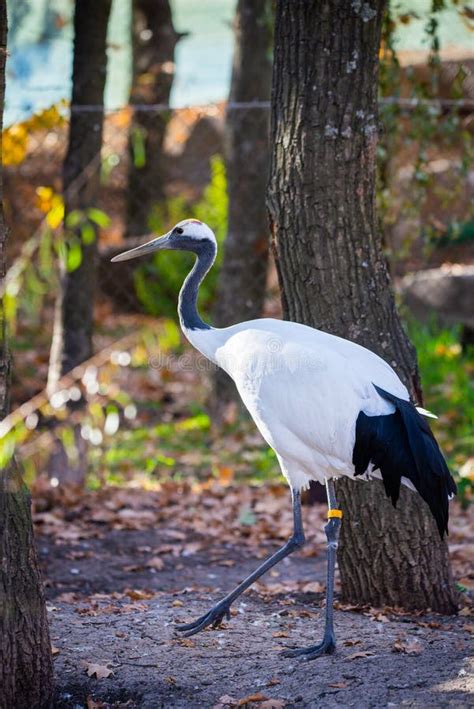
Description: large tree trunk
0,4,54,706
48,0,112,389
212,0,273,417
267,0,456,613
126,0,180,237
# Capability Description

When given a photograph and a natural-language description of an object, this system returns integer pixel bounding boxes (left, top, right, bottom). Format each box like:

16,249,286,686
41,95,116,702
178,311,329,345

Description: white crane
112,219,456,660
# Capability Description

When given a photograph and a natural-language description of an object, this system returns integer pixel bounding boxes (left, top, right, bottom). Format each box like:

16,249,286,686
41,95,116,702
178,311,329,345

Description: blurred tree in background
48,0,112,389
212,0,273,419
127,0,183,237
46,0,112,485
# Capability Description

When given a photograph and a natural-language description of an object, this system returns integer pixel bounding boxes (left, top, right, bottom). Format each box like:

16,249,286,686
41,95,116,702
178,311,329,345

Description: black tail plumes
353,385,456,538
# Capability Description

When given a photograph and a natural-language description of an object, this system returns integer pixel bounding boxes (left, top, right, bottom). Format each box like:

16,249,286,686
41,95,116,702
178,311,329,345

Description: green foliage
62,207,111,272
66,237,83,271
1,204,111,335
134,156,228,319
2,223,57,334
407,320,474,505
89,410,213,485
88,401,280,489
378,1,473,262
435,220,474,247
130,126,147,168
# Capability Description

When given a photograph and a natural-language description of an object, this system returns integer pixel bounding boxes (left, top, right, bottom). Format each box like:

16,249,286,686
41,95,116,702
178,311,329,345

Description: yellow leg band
327,509,343,519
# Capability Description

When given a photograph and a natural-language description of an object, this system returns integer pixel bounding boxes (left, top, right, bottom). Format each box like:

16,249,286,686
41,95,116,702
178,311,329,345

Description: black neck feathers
178,239,216,331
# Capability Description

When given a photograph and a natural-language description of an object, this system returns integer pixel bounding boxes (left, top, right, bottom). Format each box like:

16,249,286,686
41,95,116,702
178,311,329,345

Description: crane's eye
175,227,184,235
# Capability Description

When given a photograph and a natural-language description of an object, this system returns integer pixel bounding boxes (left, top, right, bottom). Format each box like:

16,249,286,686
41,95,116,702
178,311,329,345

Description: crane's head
111,219,216,262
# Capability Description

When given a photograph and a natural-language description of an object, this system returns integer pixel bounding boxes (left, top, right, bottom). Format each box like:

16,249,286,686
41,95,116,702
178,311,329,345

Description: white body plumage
185,318,409,491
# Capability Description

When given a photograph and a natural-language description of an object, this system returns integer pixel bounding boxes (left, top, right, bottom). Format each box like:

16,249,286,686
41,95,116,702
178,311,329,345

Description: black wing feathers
353,385,456,538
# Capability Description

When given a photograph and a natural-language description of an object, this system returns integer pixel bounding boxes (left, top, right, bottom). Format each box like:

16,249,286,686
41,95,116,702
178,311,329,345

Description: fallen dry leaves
146,556,165,570
59,589,157,617
393,636,423,655
31,477,328,575
86,697,106,709
254,579,324,598
30,466,473,625
346,650,375,661
176,638,195,648
343,638,362,647
82,661,114,679
124,588,155,601
214,694,285,709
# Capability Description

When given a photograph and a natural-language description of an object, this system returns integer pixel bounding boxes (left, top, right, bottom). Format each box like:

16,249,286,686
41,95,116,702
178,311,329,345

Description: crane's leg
175,488,305,637
282,478,342,660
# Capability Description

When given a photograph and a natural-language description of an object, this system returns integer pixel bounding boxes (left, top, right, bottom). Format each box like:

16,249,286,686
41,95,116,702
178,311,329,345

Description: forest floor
35,481,474,709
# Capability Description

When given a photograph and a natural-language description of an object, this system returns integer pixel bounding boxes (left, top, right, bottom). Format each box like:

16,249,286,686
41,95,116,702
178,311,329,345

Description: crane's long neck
178,240,216,331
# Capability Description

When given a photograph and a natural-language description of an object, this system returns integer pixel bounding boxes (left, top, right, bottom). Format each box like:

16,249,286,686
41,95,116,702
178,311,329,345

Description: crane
112,218,456,660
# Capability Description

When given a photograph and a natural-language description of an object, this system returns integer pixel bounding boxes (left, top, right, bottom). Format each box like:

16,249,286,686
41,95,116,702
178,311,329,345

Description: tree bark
212,0,273,417
0,4,54,706
267,0,456,613
0,464,54,709
48,0,112,389
126,0,181,237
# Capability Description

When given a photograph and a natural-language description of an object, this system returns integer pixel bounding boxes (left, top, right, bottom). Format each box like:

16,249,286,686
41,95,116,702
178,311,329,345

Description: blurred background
1,0,473,508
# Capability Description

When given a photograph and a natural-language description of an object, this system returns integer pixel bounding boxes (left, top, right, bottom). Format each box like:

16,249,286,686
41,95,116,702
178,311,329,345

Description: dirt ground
36,493,474,709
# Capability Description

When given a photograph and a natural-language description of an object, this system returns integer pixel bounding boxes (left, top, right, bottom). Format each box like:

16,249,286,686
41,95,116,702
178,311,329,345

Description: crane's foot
175,602,231,637
281,633,336,661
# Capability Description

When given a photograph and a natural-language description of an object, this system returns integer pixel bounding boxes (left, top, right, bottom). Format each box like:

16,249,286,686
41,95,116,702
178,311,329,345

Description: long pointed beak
111,233,172,262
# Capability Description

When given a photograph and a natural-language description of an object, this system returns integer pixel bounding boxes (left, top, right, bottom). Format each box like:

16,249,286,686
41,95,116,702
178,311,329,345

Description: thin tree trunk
212,0,272,417
48,0,112,389
127,0,181,237
47,0,111,486
267,0,456,613
0,4,54,705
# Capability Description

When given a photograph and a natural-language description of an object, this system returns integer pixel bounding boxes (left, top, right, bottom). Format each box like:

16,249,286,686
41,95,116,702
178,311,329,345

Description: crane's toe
175,603,231,637
281,634,336,660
